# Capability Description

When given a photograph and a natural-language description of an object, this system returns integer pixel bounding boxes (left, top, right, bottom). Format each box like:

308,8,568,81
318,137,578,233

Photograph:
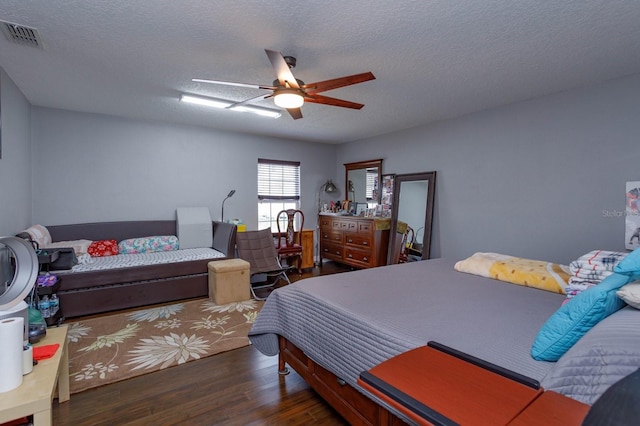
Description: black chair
236,228,291,300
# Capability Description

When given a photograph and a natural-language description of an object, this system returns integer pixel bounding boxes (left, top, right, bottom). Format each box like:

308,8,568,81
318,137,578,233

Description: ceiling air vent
0,20,44,49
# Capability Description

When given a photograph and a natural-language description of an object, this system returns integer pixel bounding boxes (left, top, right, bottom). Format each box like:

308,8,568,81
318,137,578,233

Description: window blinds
258,158,300,200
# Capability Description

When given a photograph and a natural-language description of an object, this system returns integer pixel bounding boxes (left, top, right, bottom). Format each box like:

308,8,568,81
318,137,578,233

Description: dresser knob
348,254,353,258
363,257,368,261
363,241,368,246
348,239,353,243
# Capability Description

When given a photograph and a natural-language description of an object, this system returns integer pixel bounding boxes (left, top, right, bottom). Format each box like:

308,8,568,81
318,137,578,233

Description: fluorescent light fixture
180,93,281,118
274,89,304,109
180,94,231,109
231,105,282,119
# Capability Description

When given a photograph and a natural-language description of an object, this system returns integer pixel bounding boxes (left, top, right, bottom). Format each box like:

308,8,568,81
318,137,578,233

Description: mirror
0,237,39,310
388,171,436,264
345,159,383,207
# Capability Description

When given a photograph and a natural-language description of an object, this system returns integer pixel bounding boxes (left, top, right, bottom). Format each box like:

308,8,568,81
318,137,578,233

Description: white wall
0,69,33,236
31,108,336,230
338,73,640,264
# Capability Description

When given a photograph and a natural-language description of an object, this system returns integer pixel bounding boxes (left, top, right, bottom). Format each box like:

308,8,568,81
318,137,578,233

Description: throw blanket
454,252,569,294
564,250,627,302
568,250,627,282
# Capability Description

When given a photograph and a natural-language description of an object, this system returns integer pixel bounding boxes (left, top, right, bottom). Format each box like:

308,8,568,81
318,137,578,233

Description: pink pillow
87,240,119,257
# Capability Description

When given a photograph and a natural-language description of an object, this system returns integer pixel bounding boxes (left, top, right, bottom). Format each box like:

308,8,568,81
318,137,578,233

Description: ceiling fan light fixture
274,89,304,109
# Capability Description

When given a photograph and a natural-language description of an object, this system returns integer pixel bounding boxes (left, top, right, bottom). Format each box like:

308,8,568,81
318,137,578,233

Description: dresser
318,215,390,268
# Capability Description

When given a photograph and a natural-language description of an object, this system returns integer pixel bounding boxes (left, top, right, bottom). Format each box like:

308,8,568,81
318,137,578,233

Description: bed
249,258,640,424
23,220,236,318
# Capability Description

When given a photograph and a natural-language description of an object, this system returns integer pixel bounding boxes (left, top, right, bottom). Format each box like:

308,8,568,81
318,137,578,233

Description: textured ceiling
1,1,639,144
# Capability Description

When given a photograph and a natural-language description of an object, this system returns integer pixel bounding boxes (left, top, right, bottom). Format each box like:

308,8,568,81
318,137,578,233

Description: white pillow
44,240,93,256
616,281,640,309
23,224,52,247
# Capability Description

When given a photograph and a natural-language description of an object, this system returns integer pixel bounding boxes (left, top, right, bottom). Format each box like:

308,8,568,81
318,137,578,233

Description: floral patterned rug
66,298,263,394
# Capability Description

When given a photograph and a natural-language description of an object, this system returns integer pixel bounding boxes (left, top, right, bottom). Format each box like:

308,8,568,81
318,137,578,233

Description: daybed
26,220,236,318
249,257,640,425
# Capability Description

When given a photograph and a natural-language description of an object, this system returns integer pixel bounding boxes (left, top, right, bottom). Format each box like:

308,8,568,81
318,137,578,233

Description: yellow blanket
454,252,569,294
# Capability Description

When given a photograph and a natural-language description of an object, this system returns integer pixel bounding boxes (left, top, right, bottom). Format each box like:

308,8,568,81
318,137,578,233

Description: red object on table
33,343,59,361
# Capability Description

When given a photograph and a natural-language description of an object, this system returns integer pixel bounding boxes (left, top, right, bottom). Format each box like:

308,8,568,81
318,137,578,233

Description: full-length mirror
388,171,436,264
345,159,382,207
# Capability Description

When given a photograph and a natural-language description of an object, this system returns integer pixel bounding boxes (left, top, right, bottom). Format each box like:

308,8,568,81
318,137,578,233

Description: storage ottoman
207,259,251,304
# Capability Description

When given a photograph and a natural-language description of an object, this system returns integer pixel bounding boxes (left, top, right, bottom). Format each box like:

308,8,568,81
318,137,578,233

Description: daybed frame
45,220,236,318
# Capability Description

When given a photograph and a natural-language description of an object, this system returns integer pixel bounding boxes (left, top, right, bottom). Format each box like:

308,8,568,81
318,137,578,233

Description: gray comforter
249,258,640,405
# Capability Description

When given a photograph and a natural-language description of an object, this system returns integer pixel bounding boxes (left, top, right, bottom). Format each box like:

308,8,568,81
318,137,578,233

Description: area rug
66,298,263,394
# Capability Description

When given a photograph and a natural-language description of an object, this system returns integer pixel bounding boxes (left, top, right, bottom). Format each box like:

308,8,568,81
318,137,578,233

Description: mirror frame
344,159,383,204
388,171,437,263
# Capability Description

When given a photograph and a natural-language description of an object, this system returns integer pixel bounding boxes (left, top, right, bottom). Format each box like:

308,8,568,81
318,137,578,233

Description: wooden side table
0,325,69,426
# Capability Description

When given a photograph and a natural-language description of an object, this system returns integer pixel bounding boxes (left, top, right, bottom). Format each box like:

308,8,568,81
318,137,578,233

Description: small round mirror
0,237,39,311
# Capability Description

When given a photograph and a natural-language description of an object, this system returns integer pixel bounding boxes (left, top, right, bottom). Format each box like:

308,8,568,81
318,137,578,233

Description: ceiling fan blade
302,72,375,94
287,108,303,120
304,94,365,110
265,49,300,89
192,78,276,90
227,93,274,109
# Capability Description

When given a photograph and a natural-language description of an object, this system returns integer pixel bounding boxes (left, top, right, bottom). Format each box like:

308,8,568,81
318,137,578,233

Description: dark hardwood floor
52,261,352,426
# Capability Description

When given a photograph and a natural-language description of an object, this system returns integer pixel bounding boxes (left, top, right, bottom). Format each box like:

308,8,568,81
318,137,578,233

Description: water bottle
39,295,51,318
50,294,59,315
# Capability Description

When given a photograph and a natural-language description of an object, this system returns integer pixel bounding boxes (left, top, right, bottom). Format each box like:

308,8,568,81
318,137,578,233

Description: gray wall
0,69,33,236
31,108,336,230
338,73,640,264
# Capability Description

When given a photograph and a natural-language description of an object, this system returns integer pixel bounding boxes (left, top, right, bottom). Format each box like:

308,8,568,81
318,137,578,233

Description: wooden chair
276,209,305,273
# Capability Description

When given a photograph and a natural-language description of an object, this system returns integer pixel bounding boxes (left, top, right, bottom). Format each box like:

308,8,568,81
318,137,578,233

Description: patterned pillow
118,236,179,254
23,224,52,247
87,240,119,257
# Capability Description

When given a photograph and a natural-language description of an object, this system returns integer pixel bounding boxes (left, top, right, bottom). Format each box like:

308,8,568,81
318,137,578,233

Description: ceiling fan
192,49,375,120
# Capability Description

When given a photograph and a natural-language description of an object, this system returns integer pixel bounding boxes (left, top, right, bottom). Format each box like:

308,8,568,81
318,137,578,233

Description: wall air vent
0,20,44,49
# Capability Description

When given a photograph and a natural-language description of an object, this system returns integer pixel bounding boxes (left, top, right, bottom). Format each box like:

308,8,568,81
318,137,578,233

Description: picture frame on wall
626,181,640,250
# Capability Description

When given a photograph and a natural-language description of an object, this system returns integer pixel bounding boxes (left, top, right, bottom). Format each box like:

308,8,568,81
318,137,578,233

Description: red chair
276,209,305,273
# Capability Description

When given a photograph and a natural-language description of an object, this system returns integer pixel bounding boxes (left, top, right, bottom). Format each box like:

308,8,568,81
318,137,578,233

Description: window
258,158,300,232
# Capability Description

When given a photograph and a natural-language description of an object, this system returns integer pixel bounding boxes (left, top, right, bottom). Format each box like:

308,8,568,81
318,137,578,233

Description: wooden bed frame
278,335,406,425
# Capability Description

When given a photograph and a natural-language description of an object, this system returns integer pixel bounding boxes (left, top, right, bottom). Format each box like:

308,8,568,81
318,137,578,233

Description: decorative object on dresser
317,179,338,213
318,215,390,269
275,209,305,273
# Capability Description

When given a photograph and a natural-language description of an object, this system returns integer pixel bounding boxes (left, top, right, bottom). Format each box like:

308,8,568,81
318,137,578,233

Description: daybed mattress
53,247,225,274
249,258,563,388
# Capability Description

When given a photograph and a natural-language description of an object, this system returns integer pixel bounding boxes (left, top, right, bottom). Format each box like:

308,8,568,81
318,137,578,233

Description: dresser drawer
319,217,333,229
321,242,344,259
344,233,372,249
320,230,342,244
345,247,374,266
358,221,373,234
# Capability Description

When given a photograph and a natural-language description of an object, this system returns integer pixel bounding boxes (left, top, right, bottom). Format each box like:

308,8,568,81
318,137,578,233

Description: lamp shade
274,89,304,109
323,180,337,193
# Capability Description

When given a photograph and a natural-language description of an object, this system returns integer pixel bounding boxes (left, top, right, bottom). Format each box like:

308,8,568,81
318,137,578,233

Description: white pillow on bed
44,240,93,256
616,281,640,309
